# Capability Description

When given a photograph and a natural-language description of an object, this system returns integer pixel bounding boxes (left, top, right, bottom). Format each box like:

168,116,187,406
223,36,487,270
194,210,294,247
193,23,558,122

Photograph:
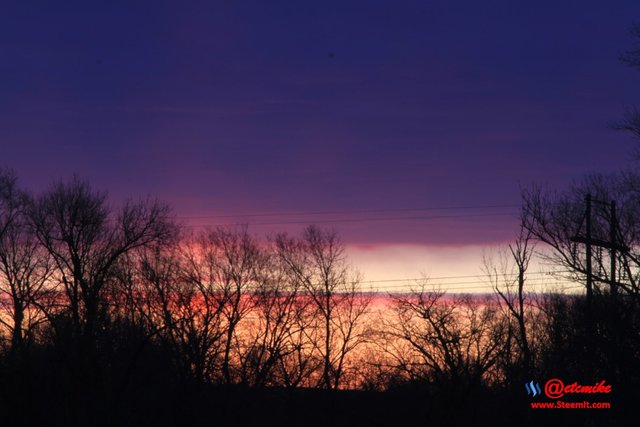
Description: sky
2,1,640,286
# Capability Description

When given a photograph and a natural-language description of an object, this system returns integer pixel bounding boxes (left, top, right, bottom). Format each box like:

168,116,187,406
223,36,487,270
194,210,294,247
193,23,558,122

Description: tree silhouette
236,241,311,387
275,226,371,390
25,176,174,424
483,225,537,383
382,287,505,393
0,170,51,359
1,172,638,426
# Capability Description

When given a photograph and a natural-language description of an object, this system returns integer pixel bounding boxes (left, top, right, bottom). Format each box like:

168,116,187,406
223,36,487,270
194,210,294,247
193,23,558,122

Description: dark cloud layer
2,0,640,244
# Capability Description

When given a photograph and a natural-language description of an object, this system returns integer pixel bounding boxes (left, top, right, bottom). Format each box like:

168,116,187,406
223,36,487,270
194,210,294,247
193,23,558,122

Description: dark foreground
1,381,635,427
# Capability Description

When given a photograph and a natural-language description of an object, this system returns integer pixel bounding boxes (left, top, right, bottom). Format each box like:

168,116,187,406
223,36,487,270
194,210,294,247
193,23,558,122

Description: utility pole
569,193,595,368
571,195,625,300
610,201,617,300
570,195,625,380
571,194,593,305
585,194,593,305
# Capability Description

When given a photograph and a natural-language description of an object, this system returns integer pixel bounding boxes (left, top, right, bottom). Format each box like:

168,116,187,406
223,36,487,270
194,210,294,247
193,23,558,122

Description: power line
369,278,579,290
360,270,572,284
377,283,583,293
182,212,517,227
365,280,561,288
356,270,584,292
176,203,519,220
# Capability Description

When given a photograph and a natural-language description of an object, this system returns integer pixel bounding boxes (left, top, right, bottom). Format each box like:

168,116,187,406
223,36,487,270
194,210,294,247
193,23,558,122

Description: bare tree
28,176,174,367
382,287,506,392
522,174,640,297
134,241,227,384
271,297,321,388
521,175,640,385
235,243,312,387
275,225,371,390
0,170,51,358
207,227,263,384
175,226,264,385
483,225,536,380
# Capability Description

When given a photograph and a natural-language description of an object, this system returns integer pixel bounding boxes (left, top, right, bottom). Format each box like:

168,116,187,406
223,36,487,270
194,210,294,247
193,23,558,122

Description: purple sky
3,0,640,249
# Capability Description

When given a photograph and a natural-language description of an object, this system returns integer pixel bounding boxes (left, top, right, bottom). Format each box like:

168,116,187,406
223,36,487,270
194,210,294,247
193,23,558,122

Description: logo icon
525,381,542,397
544,378,564,399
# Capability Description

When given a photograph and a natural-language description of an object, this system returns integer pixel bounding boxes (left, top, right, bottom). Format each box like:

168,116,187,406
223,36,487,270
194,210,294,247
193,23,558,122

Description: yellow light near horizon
347,243,578,294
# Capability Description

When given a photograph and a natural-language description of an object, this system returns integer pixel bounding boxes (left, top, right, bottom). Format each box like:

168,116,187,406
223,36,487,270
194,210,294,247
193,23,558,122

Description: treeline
1,171,639,426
